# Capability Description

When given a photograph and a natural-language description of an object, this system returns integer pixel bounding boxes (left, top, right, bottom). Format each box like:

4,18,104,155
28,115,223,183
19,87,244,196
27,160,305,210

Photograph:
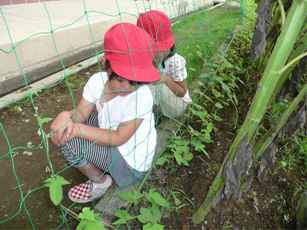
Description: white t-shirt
161,53,192,103
82,72,157,172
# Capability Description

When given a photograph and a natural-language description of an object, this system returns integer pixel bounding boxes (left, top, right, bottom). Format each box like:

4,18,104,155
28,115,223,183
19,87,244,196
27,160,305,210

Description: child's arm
69,119,143,146
161,74,188,97
70,98,95,123
51,98,95,145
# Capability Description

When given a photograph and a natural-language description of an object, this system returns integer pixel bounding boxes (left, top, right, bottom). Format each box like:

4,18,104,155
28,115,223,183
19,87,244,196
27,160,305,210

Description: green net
0,0,243,228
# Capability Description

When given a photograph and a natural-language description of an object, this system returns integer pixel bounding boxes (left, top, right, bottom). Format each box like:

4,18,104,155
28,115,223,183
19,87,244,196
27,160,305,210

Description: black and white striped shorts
61,112,145,188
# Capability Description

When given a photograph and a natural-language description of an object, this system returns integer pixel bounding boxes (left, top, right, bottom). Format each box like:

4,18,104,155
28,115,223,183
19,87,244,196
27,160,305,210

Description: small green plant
294,134,307,172
113,188,170,229
267,99,289,124
37,116,53,127
37,115,53,137
64,75,87,91
44,175,70,206
157,102,214,167
156,129,211,167
156,135,191,167
278,132,307,175
169,136,192,166
77,207,105,230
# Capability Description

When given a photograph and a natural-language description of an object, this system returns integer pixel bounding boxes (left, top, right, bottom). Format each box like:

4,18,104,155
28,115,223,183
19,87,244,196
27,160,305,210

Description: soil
0,63,304,230
0,68,94,230
153,75,304,230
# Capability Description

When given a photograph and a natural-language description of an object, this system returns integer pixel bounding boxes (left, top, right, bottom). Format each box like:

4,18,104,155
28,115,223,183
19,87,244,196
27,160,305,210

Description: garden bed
1,5,304,230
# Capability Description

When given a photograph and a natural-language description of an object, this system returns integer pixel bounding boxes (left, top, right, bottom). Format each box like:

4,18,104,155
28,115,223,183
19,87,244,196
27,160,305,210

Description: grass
173,7,241,83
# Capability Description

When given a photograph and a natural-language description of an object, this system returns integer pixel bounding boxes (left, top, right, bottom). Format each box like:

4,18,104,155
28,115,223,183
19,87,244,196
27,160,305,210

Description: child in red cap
137,10,192,119
50,23,159,203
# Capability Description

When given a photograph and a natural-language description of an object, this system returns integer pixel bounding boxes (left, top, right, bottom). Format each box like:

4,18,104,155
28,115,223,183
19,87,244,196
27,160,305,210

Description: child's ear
106,68,112,76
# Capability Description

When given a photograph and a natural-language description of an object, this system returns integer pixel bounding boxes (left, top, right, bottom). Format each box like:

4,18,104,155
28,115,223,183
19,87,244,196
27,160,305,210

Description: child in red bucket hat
50,23,159,203
137,10,192,119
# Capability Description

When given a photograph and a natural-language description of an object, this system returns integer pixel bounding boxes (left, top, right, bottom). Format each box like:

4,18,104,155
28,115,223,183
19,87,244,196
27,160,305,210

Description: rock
22,151,33,156
94,184,138,218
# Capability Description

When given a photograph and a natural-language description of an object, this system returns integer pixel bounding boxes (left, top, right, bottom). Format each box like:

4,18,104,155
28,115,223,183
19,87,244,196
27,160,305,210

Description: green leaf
143,223,164,230
214,102,223,109
38,116,53,126
280,161,287,168
174,151,185,166
78,208,97,222
113,210,135,225
169,137,190,166
211,88,222,98
76,220,105,230
206,122,214,132
212,113,223,122
196,50,203,58
191,138,208,156
183,152,193,163
76,220,87,230
77,208,105,230
189,67,196,72
189,126,202,137
44,175,70,206
137,206,161,224
156,155,169,166
201,122,214,144
145,189,170,208
118,190,143,205
191,110,209,122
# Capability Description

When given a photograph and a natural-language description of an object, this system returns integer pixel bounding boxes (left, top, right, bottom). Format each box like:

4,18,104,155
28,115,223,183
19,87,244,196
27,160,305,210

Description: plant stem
271,32,307,102
255,84,307,159
277,0,286,26
279,51,307,75
229,0,307,156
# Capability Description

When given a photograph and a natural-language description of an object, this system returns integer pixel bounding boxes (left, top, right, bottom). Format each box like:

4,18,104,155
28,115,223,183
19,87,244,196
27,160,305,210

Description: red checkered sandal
68,175,112,203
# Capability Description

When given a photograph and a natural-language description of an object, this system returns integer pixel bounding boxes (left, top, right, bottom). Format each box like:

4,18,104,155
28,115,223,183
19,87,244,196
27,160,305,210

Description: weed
278,132,307,175
113,188,170,229
267,99,289,125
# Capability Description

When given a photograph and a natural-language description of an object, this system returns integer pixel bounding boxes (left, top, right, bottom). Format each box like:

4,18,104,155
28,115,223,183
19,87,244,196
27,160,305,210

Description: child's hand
62,122,81,143
160,74,170,83
59,121,76,144
50,111,73,146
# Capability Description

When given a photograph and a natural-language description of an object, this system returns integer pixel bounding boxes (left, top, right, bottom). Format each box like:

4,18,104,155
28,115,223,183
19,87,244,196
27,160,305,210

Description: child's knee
61,139,87,167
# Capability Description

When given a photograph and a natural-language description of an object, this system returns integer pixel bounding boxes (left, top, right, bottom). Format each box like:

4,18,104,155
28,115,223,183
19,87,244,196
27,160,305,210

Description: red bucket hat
104,23,159,83
137,10,175,52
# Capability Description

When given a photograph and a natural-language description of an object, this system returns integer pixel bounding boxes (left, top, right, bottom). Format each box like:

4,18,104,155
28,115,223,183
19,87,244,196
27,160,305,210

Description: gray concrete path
0,0,213,96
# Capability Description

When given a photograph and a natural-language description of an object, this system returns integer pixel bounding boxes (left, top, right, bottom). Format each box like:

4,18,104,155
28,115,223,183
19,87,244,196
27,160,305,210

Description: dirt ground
0,68,92,229
154,77,303,229
0,63,303,230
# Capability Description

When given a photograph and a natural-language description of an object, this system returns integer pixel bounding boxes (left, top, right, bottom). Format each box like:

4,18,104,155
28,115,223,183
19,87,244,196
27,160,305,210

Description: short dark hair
161,45,176,68
104,59,146,85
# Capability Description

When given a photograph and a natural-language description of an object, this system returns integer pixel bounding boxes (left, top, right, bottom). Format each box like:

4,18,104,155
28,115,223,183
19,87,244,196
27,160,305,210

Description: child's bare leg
77,164,107,184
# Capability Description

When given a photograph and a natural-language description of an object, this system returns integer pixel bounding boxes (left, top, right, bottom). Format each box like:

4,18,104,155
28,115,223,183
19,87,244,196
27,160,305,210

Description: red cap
137,10,175,52
104,23,159,83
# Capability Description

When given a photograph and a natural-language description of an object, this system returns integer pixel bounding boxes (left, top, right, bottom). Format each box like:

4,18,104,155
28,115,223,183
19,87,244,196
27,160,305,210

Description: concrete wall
0,0,214,96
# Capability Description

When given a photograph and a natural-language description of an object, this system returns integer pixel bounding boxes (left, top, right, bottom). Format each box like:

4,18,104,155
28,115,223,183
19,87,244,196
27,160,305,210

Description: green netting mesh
0,0,243,228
